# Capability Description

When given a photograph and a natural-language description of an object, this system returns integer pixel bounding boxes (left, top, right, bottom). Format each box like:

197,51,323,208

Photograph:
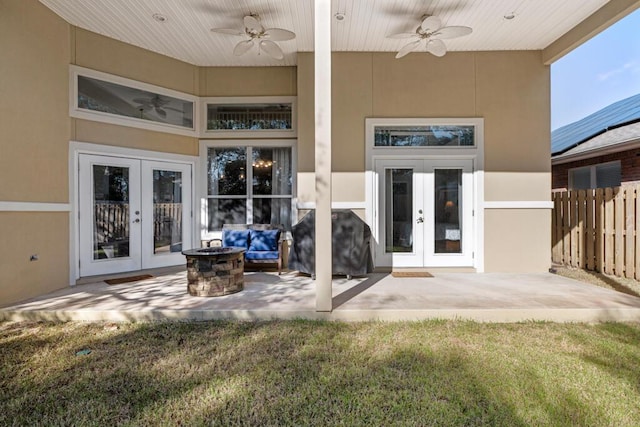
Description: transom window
206,146,293,231
374,125,475,147
207,103,292,131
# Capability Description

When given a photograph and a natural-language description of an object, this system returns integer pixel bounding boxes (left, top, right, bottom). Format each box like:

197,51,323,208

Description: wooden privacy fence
551,184,640,279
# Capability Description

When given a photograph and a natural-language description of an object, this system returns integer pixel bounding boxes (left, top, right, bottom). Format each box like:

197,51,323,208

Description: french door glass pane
153,170,182,254
93,165,130,260
207,199,246,230
253,198,292,229
252,147,292,195
385,168,413,253
207,148,246,195
434,169,462,254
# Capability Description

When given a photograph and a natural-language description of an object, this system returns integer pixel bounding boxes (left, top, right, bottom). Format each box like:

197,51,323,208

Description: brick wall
552,147,640,189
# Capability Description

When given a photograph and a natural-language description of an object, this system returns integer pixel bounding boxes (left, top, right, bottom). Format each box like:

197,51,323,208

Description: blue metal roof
551,93,640,155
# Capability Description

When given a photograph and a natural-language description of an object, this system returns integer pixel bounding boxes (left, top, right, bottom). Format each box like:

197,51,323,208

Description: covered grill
288,209,373,278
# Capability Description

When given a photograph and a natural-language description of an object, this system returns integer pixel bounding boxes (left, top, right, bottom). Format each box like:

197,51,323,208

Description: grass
2,320,640,426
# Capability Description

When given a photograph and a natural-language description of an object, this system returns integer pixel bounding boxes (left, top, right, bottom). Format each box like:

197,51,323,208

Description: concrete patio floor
2,269,640,323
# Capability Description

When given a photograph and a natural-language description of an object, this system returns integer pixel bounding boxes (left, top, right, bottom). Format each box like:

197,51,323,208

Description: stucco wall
296,51,551,272
0,0,71,305
0,0,71,203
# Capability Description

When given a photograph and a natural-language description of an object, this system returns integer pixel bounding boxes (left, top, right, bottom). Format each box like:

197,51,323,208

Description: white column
314,0,332,312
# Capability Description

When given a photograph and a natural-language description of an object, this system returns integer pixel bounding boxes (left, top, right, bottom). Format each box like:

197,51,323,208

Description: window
569,161,621,190
202,97,296,138
374,125,475,147
71,65,198,136
206,145,293,231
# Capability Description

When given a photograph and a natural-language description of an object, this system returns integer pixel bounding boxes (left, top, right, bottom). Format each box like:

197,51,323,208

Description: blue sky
551,8,640,130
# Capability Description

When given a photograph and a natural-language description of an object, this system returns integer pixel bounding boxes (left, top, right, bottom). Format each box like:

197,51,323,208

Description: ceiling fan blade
244,15,263,33
233,39,254,56
421,16,442,33
395,39,422,59
210,28,244,36
387,32,418,39
154,107,167,118
263,28,296,41
432,26,472,40
259,40,284,60
426,39,447,57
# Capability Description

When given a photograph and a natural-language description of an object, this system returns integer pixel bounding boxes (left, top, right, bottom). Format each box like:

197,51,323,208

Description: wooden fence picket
625,186,635,279
615,188,624,276
586,189,595,270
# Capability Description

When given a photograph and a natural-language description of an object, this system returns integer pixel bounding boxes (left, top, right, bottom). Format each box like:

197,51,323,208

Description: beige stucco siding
200,67,297,97
484,210,551,272
73,28,199,95
73,119,197,155
0,212,70,305
371,53,477,117
0,0,71,203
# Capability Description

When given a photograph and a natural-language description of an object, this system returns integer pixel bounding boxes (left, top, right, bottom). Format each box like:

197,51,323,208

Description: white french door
79,154,192,277
374,158,474,268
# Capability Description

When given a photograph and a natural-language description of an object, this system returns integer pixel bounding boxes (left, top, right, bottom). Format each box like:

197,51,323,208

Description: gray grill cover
288,209,373,277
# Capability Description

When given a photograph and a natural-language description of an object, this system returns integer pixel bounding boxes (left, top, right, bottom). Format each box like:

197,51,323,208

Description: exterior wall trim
484,201,553,209
296,201,366,210
0,202,71,212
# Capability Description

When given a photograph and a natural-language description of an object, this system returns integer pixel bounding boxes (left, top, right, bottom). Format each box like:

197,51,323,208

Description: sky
551,8,640,131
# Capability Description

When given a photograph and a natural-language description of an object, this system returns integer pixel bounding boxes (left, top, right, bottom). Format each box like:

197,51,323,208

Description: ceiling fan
388,15,472,59
211,14,296,60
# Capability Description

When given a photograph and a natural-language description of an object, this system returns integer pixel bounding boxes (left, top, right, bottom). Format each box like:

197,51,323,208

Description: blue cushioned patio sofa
207,224,285,275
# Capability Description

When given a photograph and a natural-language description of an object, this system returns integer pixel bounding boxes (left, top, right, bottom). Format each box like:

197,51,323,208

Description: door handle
417,217,424,223
133,218,140,224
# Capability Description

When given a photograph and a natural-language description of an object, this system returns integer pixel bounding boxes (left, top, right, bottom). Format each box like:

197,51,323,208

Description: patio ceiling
38,0,613,67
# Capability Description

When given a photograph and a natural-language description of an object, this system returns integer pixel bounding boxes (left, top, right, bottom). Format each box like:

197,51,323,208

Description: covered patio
3,270,640,323
3,1,640,311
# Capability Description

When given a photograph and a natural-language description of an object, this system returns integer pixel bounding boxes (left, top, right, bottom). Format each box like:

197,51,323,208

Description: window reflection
78,76,194,128
374,125,474,147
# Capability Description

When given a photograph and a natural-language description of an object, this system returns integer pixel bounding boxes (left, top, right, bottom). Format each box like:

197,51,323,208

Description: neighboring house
2,0,639,309
552,94,640,190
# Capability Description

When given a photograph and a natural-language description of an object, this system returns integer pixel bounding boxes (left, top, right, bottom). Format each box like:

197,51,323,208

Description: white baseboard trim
483,201,553,209
0,202,71,212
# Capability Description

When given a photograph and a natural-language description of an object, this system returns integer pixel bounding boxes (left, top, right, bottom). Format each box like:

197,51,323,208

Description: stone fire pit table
182,247,245,297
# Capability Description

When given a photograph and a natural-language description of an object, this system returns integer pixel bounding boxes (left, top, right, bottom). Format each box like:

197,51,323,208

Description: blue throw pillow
249,229,280,252
222,229,250,248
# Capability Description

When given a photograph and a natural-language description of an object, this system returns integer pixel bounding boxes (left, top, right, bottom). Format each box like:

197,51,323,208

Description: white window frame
70,65,199,137
199,139,297,242
568,160,621,190
201,96,297,139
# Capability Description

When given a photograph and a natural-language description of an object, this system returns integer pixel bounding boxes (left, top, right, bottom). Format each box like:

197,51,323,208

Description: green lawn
2,320,640,426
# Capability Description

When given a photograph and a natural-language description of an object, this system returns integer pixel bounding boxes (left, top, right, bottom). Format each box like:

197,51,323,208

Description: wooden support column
314,0,332,312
